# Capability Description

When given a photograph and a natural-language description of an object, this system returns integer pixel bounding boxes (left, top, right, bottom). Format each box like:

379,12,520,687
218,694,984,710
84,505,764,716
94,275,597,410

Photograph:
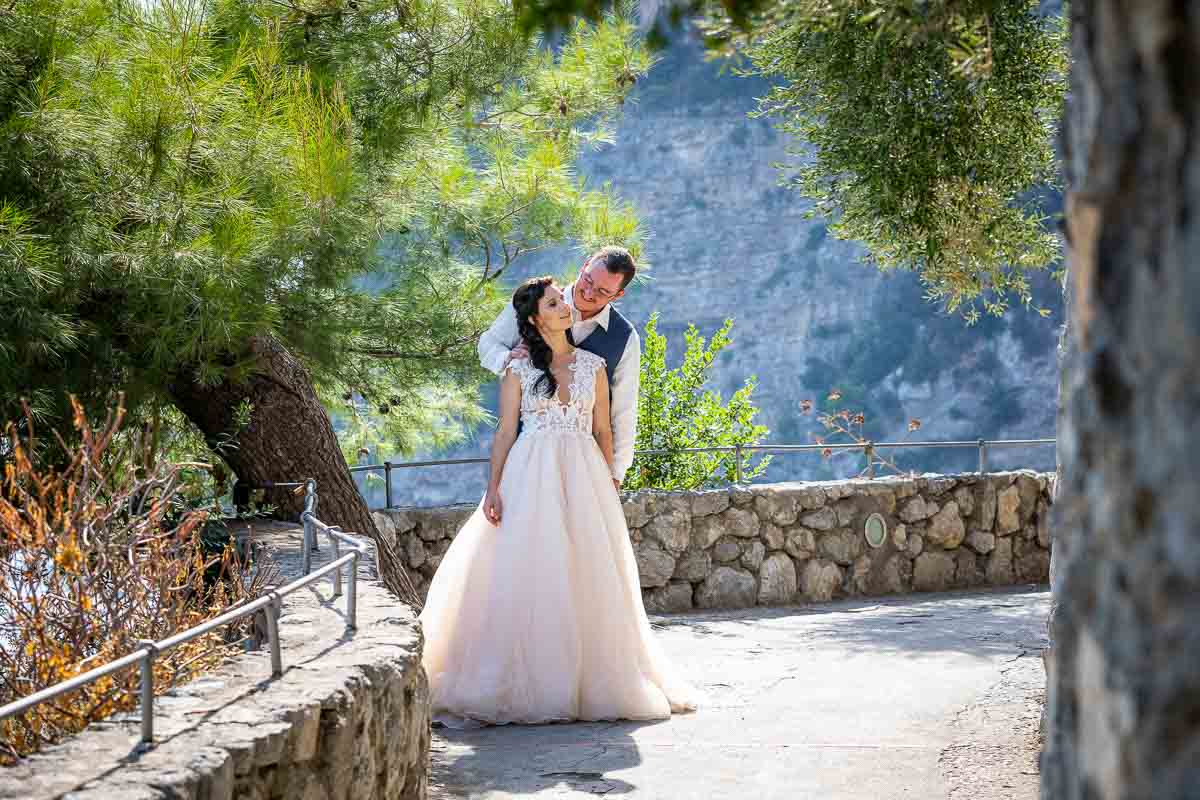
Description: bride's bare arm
484,369,521,524
592,369,616,474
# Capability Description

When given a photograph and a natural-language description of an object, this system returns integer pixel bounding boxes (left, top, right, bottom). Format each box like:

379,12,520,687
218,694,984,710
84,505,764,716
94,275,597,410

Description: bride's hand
484,486,503,526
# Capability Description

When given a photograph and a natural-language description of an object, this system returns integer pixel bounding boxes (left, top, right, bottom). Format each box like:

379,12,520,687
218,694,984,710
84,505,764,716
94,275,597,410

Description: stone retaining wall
374,471,1053,613
0,524,430,800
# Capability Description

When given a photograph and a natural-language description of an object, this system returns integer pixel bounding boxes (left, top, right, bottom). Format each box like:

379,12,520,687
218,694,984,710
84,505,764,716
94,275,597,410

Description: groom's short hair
591,246,637,290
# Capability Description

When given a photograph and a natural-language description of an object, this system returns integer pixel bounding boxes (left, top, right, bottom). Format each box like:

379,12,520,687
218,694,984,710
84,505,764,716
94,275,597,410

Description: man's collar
566,282,611,330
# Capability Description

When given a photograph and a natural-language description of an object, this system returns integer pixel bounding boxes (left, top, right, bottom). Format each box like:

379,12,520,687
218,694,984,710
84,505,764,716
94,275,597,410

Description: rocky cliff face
377,31,1062,508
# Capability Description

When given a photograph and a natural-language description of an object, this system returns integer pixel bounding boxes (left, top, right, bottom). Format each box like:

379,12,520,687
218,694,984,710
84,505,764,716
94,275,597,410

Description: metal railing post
138,641,156,744
329,527,343,598
978,439,987,474
307,479,320,553
384,462,394,509
865,442,876,479
301,513,313,575
301,479,319,572
734,443,744,484
347,551,359,630
264,591,283,678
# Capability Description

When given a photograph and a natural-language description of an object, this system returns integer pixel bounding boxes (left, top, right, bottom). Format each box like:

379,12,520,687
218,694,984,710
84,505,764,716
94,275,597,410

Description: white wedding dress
419,350,698,725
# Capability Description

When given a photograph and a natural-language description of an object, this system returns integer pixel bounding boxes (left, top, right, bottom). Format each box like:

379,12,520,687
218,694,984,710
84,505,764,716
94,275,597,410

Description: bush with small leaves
702,0,1067,320
624,314,769,491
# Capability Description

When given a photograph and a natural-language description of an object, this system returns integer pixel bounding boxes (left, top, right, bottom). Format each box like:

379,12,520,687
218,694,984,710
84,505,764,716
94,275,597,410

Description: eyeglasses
581,266,617,300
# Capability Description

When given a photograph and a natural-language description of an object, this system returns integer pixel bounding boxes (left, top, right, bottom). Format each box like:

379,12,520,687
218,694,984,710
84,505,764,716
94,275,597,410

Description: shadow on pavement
431,718,665,797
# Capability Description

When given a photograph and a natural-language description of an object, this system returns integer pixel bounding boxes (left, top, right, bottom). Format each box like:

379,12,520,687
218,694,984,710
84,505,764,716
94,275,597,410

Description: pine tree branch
474,240,544,290
477,107,546,124
476,121,557,135
486,200,535,227
347,335,478,360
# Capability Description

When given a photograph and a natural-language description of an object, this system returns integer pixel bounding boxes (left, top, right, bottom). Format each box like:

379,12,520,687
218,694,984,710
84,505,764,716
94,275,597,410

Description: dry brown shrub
0,398,275,763
802,389,922,478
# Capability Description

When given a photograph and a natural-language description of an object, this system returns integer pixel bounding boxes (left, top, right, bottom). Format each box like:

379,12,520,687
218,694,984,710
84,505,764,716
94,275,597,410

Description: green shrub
625,314,769,491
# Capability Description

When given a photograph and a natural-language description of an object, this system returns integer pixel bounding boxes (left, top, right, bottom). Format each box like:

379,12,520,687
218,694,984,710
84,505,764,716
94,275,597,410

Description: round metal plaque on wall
864,513,888,549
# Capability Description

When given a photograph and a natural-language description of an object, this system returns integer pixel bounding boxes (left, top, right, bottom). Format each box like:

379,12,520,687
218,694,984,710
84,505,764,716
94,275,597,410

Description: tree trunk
168,335,419,607
1041,219,1075,770
1043,2,1200,797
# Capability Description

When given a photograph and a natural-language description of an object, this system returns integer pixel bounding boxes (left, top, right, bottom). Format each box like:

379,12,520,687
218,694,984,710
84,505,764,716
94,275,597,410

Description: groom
478,246,640,489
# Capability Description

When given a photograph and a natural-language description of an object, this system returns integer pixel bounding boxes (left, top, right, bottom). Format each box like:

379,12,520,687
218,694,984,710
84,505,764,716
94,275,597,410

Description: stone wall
0,524,430,800
374,471,1053,613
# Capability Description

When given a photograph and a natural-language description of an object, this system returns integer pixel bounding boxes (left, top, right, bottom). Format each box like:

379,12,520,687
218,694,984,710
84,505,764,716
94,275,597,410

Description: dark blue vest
572,306,634,390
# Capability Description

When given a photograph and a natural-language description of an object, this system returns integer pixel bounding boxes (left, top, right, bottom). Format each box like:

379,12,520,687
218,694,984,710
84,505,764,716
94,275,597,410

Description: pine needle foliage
0,0,652,458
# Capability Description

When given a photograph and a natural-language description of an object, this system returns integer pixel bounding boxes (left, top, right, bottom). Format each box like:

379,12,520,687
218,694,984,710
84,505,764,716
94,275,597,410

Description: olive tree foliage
701,0,1068,321
0,0,651,462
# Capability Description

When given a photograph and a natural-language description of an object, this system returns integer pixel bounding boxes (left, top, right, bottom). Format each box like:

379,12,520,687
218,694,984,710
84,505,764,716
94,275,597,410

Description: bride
419,276,698,726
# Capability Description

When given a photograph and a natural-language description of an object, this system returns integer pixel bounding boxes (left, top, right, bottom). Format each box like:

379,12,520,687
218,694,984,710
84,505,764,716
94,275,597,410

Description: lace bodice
507,351,606,436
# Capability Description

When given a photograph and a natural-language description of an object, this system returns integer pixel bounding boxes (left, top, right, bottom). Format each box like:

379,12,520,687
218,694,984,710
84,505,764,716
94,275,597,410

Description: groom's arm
609,330,641,485
478,303,520,375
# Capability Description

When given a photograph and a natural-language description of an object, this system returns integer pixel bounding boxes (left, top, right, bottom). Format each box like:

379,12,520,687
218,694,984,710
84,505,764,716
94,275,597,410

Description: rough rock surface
673,550,711,583
997,486,1022,534
757,554,798,605
635,546,676,588
966,530,997,555
914,551,958,592
696,566,758,609
800,559,844,602
644,581,695,614
926,501,966,549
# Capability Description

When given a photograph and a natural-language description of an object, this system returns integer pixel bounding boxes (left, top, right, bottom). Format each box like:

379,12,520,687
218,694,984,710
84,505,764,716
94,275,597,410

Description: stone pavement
428,586,1050,800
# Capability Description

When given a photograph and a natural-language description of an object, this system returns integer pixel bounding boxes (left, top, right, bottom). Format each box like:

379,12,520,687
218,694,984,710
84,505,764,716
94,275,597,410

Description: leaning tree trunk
1043,2,1200,797
168,335,420,607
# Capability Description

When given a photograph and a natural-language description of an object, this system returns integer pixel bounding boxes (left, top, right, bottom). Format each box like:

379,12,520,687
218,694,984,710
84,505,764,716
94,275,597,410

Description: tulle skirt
418,429,699,725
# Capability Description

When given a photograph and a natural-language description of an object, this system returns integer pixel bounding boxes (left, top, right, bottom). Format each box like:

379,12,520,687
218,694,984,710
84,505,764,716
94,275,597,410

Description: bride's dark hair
512,276,559,399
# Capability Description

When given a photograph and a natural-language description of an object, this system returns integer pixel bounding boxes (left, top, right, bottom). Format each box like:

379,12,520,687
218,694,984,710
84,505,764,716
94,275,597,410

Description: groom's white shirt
478,283,641,483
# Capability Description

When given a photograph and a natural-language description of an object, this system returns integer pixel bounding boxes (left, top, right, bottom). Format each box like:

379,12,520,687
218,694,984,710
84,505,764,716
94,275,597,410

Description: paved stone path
428,586,1050,800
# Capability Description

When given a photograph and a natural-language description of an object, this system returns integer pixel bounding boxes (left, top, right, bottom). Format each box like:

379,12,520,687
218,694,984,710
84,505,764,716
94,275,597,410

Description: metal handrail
350,437,1056,506
0,480,365,746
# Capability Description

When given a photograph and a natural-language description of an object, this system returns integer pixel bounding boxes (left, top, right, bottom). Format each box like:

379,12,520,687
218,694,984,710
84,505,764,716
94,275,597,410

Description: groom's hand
506,343,530,365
